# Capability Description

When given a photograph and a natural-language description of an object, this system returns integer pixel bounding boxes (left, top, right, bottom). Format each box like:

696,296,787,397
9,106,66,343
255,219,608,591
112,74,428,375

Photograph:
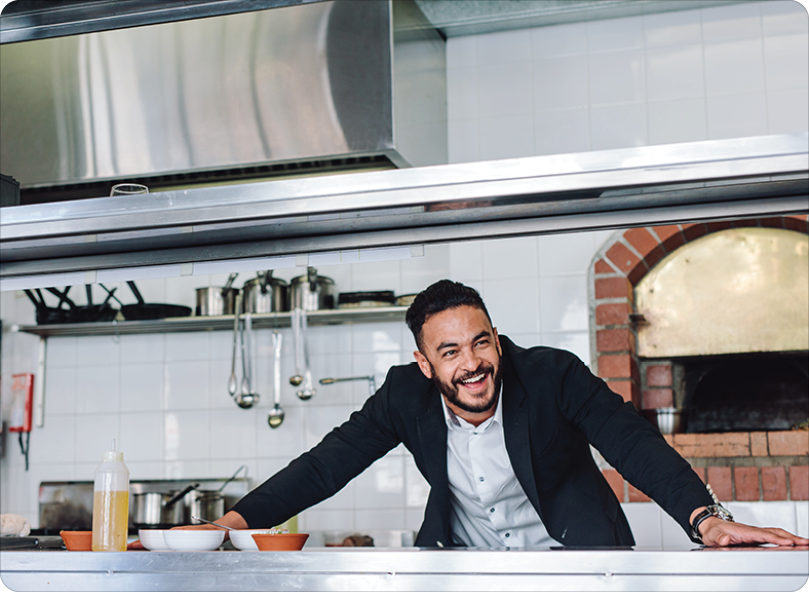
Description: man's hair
405,279,492,351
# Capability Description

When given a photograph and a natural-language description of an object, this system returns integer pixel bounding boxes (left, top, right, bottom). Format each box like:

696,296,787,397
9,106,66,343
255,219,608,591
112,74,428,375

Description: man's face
413,305,502,423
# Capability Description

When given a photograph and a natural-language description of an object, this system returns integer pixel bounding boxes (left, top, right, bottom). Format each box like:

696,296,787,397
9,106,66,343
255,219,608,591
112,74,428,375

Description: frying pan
121,281,192,321
24,287,117,324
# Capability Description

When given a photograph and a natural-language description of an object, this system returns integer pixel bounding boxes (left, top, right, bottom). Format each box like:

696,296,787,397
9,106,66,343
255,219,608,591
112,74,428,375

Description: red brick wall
591,216,809,502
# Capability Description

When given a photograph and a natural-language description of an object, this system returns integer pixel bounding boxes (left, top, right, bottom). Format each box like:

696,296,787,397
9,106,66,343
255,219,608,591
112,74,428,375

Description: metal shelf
15,306,409,337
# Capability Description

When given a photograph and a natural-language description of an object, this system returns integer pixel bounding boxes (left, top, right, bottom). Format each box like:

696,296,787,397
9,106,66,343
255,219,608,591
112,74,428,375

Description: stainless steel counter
1,547,807,591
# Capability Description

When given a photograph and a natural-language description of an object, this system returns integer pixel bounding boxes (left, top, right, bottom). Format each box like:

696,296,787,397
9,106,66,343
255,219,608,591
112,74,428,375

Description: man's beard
430,361,503,414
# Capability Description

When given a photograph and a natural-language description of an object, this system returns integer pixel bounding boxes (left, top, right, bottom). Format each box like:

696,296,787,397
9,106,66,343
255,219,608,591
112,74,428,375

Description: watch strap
690,504,734,544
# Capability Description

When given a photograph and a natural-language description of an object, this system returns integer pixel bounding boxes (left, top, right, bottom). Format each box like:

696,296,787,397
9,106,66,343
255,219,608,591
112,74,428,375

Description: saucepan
132,483,200,527
196,273,239,316
187,465,247,522
242,271,288,313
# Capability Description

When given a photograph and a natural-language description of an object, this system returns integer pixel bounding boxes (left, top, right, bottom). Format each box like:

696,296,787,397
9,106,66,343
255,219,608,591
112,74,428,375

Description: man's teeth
462,373,486,384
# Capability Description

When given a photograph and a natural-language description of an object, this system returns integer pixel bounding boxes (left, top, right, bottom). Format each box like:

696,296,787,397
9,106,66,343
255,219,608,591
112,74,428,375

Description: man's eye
443,350,457,357
475,339,489,347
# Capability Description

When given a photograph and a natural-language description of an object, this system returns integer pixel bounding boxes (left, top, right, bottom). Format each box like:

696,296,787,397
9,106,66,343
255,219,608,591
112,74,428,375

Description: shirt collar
440,381,504,431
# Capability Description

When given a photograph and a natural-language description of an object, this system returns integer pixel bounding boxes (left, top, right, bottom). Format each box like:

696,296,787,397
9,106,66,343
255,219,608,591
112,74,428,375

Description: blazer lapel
416,385,448,491
501,353,545,522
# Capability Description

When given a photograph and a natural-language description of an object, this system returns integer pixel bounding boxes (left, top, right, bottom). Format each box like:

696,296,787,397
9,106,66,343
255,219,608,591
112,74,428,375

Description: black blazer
232,336,713,547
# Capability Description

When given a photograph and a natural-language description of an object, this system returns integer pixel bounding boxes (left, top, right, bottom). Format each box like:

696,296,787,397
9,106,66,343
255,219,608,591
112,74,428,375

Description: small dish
138,529,171,551
230,529,281,551
251,532,309,552
60,530,92,551
163,529,225,552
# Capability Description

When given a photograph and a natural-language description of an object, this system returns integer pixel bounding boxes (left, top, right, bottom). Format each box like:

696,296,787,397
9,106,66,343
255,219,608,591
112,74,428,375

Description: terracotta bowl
60,530,93,551
251,532,309,551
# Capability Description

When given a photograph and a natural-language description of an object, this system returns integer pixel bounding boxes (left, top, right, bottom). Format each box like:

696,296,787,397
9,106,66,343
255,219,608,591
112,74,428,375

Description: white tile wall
2,1,806,537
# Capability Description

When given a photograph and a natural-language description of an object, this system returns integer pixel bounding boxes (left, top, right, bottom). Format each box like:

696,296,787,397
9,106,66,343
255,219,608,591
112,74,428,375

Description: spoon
234,310,254,408
191,516,235,531
297,309,316,401
289,308,303,386
236,313,259,409
268,331,285,428
227,294,241,399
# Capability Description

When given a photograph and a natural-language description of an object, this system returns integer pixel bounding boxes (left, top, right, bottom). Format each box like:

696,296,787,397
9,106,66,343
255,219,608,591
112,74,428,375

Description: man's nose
458,347,481,370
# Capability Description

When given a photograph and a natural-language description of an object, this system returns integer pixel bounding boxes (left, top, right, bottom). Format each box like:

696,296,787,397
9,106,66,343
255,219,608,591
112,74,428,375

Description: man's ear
494,327,502,356
413,350,433,379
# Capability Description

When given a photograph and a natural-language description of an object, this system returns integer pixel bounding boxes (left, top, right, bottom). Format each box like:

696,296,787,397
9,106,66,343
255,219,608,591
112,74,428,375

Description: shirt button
505,533,510,538
490,508,495,513
473,432,478,435
479,477,485,482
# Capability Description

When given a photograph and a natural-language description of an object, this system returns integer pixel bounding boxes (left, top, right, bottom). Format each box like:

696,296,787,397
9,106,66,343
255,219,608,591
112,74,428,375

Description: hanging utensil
289,308,304,386
268,331,285,428
235,313,259,409
228,293,242,399
297,309,316,401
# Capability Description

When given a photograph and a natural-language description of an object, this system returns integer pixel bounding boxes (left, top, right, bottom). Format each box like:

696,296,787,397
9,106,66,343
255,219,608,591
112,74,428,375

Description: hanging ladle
227,293,242,399
297,309,316,401
235,311,258,409
268,331,285,428
289,308,304,386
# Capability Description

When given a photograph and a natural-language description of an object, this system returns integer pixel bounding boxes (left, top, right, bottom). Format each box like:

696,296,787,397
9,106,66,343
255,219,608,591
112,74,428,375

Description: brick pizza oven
589,215,809,504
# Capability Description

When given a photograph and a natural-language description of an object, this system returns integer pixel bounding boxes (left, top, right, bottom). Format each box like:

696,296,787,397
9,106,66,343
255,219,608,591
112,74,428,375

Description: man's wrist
689,505,734,543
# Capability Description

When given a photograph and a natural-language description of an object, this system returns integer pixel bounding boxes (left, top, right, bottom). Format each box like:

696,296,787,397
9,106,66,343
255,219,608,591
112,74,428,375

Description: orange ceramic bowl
60,530,93,551
251,532,309,551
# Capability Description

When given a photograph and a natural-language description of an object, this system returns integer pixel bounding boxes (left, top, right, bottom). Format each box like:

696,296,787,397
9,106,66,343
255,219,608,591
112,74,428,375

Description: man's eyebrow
472,330,491,342
436,340,458,352
436,331,491,352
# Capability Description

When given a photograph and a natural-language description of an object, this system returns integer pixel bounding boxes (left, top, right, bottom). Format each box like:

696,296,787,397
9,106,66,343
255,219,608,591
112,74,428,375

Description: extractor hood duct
0,0,447,202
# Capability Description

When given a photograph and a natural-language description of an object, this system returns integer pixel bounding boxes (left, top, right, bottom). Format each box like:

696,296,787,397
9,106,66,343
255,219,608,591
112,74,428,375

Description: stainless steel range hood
0,0,447,200
1,134,807,289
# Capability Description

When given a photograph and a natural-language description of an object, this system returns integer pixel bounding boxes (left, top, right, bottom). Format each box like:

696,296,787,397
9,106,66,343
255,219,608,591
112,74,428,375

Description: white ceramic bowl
163,529,225,552
138,529,171,551
230,529,281,551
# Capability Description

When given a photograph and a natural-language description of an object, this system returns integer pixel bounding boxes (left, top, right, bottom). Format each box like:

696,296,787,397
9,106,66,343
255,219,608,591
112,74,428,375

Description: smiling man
178,279,807,549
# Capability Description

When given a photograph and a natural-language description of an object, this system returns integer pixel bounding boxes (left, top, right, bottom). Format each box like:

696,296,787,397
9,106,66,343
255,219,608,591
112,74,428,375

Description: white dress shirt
441,386,557,547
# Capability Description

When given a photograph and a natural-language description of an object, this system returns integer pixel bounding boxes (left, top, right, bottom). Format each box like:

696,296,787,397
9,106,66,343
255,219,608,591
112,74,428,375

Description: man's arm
553,351,807,547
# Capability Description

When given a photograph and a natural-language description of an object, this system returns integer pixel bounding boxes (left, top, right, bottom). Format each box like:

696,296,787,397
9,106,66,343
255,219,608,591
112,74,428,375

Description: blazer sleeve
231,369,404,528
553,352,714,535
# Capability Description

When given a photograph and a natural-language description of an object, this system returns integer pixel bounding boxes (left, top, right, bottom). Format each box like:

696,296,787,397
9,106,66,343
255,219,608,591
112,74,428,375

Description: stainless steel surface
132,484,199,527
191,517,234,530
0,0,748,44
289,268,336,311
14,306,410,337
1,547,806,591
268,331,285,429
0,0,323,44
415,0,751,37
0,0,446,189
635,227,809,358
296,310,315,401
0,135,805,283
235,313,259,409
242,272,288,313
228,294,242,399
196,287,240,317
320,376,377,398
39,478,250,531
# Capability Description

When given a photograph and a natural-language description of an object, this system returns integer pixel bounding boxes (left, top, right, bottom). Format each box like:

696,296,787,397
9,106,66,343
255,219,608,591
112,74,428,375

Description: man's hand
691,507,809,547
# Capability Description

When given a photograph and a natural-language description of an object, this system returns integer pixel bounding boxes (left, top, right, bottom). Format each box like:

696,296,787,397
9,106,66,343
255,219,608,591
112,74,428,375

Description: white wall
1,1,807,541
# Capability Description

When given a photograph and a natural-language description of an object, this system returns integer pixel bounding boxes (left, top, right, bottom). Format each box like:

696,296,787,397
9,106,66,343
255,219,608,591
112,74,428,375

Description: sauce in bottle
91,439,130,552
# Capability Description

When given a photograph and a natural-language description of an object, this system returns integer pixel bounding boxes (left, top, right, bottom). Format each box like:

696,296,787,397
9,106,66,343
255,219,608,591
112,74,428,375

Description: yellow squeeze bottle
91,439,130,552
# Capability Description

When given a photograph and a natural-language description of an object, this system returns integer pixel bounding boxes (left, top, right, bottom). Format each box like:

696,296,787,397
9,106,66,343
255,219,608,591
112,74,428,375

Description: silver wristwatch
690,504,734,544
